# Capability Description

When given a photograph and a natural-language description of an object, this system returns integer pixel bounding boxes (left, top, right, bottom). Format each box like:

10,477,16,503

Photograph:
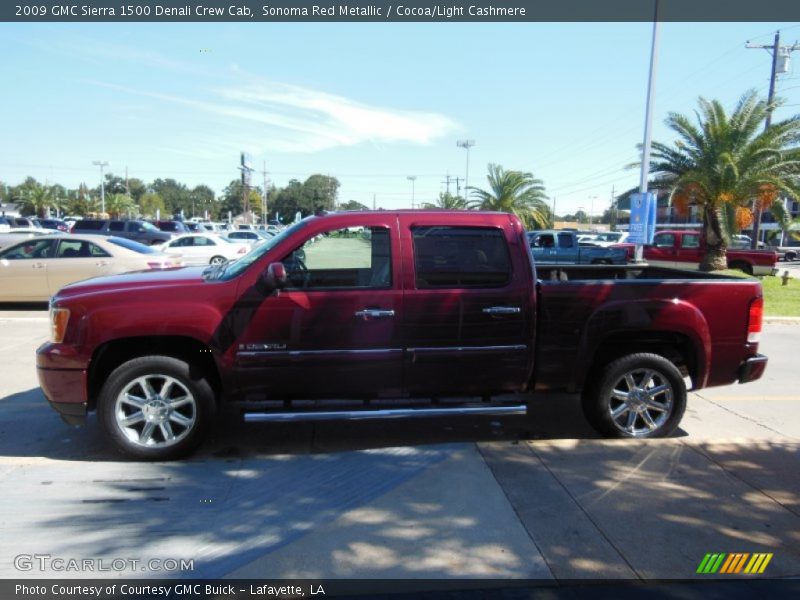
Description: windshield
215,220,306,280
141,222,159,232
107,237,160,254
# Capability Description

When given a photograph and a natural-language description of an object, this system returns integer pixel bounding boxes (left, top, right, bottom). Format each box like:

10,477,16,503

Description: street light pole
457,139,476,202
92,160,109,215
407,176,417,209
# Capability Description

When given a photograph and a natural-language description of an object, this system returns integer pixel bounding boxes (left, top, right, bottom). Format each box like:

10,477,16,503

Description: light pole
407,176,417,209
92,160,109,215
457,139,475,202
589,196,598,226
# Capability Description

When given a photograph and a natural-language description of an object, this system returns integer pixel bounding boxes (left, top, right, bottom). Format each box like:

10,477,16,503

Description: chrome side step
244,404,527,423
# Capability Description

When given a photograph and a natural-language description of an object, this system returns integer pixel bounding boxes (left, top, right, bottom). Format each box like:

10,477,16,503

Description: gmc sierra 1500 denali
37,211,768,459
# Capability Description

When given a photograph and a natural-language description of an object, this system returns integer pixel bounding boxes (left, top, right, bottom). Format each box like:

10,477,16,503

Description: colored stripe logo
697,553,773,574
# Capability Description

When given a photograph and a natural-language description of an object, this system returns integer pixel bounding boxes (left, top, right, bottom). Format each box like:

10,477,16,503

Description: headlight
50,307,70,343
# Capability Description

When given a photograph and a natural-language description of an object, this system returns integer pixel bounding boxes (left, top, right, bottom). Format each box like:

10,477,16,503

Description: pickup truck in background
527,230,628,264
612,230,778,275
37,211,768,459
71,219,174,246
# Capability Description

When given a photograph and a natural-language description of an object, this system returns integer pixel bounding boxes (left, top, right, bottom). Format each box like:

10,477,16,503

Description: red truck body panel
36,211,767,421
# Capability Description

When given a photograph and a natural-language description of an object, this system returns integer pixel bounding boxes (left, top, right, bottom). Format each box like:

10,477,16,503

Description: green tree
302,174,339,213
468,164,551,229
649,91,800,271
105,193,136,219
190,185,216,219
339,200,370,211
422,192,468,210
150,178,191,216
139,193,166,219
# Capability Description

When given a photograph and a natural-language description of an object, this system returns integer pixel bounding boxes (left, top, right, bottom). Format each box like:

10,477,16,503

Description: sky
2,20,800,218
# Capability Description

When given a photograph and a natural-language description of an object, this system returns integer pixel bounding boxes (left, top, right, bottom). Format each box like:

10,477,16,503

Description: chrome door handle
483,306,521,315
31,262,45,269
354,309,395,320
96,261,110,266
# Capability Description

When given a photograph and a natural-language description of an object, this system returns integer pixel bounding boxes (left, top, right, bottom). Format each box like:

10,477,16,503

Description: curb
764,317,800,324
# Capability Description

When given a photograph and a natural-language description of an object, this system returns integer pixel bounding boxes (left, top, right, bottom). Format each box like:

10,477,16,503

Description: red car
37,211,768,459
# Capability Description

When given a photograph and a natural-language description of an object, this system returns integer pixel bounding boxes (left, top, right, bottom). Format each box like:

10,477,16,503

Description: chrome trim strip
244,405,528,422
407,345,528,353
237,348,403,357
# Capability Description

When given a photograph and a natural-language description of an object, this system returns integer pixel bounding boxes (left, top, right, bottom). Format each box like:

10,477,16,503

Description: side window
108,222,125,232
681,234,700,249
56,240,111,258
557,233,574,248
536,234,555,248
196,237,215,246
412,226,511,289
280,226,392,290
1,239,54,259
653,233,675,248
174,237,194,247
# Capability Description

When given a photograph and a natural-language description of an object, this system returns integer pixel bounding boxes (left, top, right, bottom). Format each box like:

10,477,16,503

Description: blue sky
2,21,800,217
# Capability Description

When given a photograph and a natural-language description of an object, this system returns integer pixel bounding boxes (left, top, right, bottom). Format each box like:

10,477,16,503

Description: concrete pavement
0,311,798,584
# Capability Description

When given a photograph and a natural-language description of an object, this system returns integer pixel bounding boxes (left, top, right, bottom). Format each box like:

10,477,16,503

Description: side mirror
261,262,287,292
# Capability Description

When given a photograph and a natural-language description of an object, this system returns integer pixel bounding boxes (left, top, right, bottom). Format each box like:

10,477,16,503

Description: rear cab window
412,226,511,288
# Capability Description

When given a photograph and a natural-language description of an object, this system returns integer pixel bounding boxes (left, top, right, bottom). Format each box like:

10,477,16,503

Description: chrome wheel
607,367,674,437
209,255,227,266
114,374,197,448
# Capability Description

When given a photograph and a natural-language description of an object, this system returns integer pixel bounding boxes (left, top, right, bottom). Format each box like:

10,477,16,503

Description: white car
591,232,630,247
157,233,250,266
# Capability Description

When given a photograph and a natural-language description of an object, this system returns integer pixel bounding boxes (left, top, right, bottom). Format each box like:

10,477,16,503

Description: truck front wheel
97,356,216,460
582,353,686,439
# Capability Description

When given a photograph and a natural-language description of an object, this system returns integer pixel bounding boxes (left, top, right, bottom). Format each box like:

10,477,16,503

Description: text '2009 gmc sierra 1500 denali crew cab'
37,211,768,459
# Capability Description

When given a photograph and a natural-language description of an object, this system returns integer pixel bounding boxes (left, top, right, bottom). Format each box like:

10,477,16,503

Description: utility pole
239,153,254,225
261,160,270,224
407,176,417,209
92,160,108,215
552,197,557,226
457,139,476,203
454,177,463,199
746,32,799,248
373,194,376,211
442,173,452,195
610,185,617,229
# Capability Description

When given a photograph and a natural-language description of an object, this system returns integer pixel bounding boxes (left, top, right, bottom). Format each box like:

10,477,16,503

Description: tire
582,353,686,439
729,261,754,276
786,251,797,262
209,255,227,265
97,355,216,460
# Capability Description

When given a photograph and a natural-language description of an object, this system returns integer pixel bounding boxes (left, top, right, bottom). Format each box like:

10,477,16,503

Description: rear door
557,232,580,263
47,238,112,294
0,239,56,301
400,215,532,396
234,214,403,399
676,232,702,269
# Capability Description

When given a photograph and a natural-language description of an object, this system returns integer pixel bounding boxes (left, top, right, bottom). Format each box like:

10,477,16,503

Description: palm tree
23,183,59,218
422,192,468,210
649,90,800,271
105,193,136,219
468,164,551,229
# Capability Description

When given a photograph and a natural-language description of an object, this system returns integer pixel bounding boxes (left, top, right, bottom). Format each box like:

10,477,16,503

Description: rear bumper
738,354,768,384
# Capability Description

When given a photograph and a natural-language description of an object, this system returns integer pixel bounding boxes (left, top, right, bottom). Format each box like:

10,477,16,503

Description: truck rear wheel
582,353,686,439
97,356,216,460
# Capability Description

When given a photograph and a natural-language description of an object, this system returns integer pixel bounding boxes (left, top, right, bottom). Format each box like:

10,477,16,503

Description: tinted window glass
412,226,510,288
281,226,391,290
56,240,110,258
106,237,159,254
72,220,106,231
654,234,676,248
558,233,574,248
681,234,701,249
108,222,125,232
0,239,55,259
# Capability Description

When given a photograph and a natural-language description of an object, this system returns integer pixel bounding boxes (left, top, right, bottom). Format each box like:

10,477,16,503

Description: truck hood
56,266,209,299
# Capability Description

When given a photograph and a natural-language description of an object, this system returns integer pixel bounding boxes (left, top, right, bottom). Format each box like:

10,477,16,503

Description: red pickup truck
36,211,768,459
614,230,778,276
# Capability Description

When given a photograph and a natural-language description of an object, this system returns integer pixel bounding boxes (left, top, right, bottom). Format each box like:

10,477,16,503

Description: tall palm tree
649,90,800,271
422,192,468,210
105,193,136,219
468,164,551,229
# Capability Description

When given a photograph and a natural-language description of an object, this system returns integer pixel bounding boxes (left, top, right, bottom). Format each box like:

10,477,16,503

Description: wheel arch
87,336,222,410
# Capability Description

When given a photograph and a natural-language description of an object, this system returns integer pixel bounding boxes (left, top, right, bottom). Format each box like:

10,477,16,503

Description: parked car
0,216,11,233
591,231,629,247
71,219,173,245
0,235,178,302
154,220,190,234
7,216,41,229
37,211,768,459
225,230,271,244
0,228,57,250
156,233,250,266
615,230,778,275
766,243,799,262
37,218,70,232
527,230,628,264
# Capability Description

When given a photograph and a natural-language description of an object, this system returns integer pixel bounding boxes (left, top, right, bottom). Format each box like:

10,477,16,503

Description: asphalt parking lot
0,309,798,584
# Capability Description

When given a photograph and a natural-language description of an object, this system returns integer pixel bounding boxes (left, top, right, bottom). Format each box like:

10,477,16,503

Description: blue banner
628,192,657,244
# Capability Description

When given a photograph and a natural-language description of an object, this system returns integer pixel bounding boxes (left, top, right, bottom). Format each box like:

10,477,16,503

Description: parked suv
154,220,190,234
72,220,173,245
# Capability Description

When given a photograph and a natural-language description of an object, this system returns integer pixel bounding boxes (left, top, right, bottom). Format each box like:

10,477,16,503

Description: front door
235,215,403,400
644,232,678,268
0,238,56,301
